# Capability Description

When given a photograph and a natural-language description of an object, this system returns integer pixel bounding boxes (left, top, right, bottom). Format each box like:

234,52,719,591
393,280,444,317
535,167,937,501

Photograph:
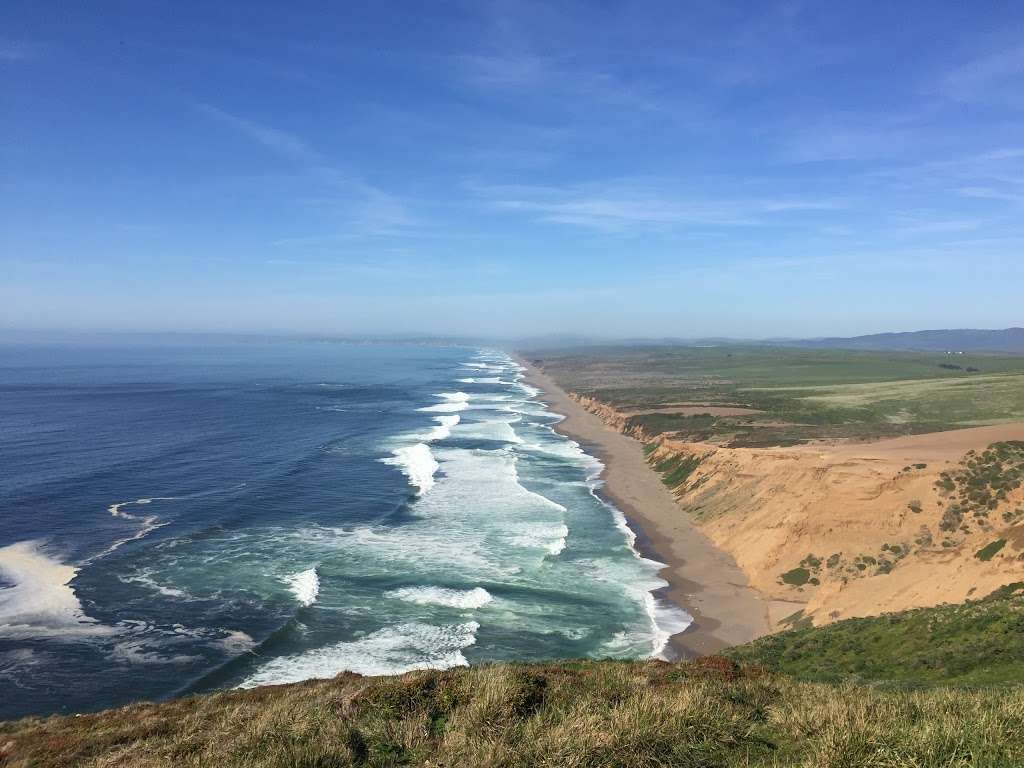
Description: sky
3,1,1024,339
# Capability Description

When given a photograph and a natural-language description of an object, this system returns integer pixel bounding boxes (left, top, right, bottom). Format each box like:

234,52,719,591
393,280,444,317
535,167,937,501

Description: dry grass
2,659,1023,767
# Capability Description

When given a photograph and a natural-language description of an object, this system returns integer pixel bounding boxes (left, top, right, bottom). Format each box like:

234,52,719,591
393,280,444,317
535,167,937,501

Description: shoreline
516,357,773,656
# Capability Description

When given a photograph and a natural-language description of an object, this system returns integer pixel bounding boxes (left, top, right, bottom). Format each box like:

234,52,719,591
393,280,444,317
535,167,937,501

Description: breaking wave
282,568,320,607
385,586,493,609
381,443,439,495
424,414,460,442
238,621,479,687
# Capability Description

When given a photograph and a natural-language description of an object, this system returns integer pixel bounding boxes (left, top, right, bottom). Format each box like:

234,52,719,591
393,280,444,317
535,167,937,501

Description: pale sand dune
829,422,1024,460
519,361,773,656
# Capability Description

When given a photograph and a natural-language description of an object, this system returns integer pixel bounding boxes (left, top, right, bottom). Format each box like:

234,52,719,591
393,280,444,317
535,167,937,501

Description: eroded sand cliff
573,394,1024,628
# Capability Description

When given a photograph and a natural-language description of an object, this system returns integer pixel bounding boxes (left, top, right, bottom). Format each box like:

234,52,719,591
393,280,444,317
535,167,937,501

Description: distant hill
786,328,1024,354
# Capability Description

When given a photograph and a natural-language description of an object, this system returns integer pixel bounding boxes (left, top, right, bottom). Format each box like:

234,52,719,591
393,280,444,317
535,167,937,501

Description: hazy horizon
1,325,1022,347
4,2,1024,337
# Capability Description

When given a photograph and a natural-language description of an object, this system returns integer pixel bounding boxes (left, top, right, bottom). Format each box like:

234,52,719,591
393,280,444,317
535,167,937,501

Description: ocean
0,339,689,720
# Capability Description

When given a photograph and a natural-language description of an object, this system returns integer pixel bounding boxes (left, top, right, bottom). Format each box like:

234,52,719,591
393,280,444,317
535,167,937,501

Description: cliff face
572,392,1024,628
569,393,654,441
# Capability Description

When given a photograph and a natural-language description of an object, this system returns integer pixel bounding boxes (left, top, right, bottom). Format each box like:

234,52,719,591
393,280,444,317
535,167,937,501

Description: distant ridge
786,328,1024,354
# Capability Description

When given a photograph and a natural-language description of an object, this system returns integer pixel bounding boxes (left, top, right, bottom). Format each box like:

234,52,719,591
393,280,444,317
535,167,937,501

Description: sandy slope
650,424,1024,627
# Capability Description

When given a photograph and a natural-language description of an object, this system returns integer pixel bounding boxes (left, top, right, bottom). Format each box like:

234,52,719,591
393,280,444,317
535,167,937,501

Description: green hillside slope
724,584,1024,687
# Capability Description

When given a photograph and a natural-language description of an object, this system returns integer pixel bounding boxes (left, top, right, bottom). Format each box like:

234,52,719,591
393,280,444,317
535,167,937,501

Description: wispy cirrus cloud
196,103,321,163
470,179,849,231
778,120,917,163
891,218,984,236
296,179,422,237
196,104,420,237
456,51,666,112
865,147,1024,202
955,186,1024,203
943,43,1024,107
0,39,43,62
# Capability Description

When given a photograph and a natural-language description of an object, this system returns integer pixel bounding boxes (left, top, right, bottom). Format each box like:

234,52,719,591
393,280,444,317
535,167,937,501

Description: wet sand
518,359,773,656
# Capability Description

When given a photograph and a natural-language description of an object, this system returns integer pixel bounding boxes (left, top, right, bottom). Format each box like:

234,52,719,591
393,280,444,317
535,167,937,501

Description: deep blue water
0,340,687,720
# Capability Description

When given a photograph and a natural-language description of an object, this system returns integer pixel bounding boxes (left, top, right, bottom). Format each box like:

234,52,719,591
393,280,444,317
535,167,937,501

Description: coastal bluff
569,390,1024,629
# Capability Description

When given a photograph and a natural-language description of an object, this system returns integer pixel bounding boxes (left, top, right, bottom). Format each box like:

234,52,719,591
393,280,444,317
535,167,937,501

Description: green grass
526,345,1024,445
4,657,1024,767
780,567,811,586
935,441,1024,537
725,584,1024,687
7,592,1024,766
651,453,702,489
976,539,1007,561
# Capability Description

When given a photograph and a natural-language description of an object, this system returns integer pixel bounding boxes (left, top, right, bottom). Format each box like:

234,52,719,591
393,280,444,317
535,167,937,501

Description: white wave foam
648,595,693,659
283,568,320,607
381,443,439,495
385,586,492,609
517,382,541,397
309,522,499,576
509,523,569,556
418,391,471,413
609,505,638,550
0,540,114,637
161,624,257,655
216,630,257,654
418,401,469,413
454,417,522,444
238,621,479,687
424,414,459,442
90,496,176,561
118,570,188,599
601,502,694,656
494,345,694,657
110,640,202,666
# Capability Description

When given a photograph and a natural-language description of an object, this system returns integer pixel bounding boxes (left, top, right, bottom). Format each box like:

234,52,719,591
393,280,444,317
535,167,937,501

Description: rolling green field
525,345,1024,445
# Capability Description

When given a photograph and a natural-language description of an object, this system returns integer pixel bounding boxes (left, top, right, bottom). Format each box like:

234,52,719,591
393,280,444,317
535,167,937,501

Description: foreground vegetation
527,345,1024,445
4,656,1024,768
6,590,1024,766
725,583,1024,687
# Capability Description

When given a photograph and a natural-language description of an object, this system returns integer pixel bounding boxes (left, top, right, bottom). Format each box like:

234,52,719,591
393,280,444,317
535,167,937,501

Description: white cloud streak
472,180,849,231
944,43,1024,107
196,104,420,237
196,104,320,163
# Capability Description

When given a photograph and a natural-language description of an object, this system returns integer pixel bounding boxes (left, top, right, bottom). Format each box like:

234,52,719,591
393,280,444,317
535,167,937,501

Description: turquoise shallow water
0,340,689,719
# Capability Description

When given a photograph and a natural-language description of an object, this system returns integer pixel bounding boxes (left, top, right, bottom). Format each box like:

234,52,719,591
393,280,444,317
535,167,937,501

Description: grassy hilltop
4,589,1024,768
529,345,1024,446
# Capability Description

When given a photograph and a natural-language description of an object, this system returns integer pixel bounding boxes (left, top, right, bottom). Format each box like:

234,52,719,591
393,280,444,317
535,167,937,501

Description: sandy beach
518,359,774,656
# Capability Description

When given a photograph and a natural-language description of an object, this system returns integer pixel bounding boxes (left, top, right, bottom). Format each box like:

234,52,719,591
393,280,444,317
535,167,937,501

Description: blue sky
3,1,1023,338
